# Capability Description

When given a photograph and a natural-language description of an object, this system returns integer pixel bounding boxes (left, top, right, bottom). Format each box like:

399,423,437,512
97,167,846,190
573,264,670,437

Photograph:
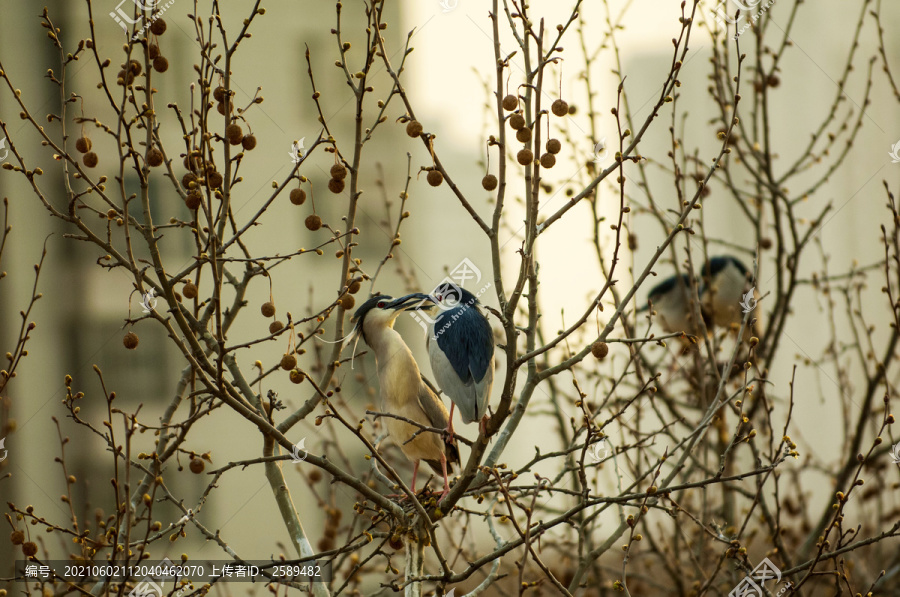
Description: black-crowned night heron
351,294,460,500
700,255,756,329
642,273,704,335
416,286,495,437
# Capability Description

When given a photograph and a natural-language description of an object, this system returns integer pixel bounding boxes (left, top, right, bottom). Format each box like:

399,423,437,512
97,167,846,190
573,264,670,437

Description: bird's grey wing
429,335,479,423
416,380,460,468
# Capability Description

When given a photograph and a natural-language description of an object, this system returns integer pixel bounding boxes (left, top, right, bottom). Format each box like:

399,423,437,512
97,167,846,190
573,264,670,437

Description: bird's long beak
390,292,437,312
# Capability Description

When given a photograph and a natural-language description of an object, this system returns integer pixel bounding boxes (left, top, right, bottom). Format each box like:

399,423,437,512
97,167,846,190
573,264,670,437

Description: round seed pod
182,172,198,189
123,332,139,350
328,177,345,193
189,458,205,474
546,138,561,154
516,149,534,165
75,137,92,154
281,353,298,371
767,74,780,88
551,99,569,117
515,128,532,143
348,280,362,294
185,190,202,210
330,163,347,180
241,134,257,150
426,169,443,187
482,174,498,191
225,123,243,145
83,152,99,168
509,113,526,130
340,294,355,310
289,369,306,384
308,469,322,482
628,233,638,251
501,94,518,111
406,120,423,138
260,301,276,317
591,341,608,359
149,44,160,59
760,237,773,250
152,56,168,73
10,530,25,545
182,282,198,299
22,542,38,557
213,86,226,102
129,60,142,76
207,171,223,189
147,148,164,167
305,214,322,231
540,153,556,168
290,188,306,205
149,18,167,35
269,320,284,334
216,100,231,115
388,535,403,550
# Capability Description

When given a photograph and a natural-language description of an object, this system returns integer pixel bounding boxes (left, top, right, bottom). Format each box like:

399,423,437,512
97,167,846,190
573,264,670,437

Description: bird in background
640,273,705,335
699,255,756,330
351,293,460,500
414,285,495,438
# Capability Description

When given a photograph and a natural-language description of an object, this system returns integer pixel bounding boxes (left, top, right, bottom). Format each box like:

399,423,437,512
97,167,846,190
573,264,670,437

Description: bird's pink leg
479,414,489,437
438,453,450,502
410,460,419,494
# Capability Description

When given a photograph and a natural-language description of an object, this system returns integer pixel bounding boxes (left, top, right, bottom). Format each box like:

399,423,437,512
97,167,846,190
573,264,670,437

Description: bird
699,255,755,330
351,293,460,500
641,273,704,335
417,285,495,437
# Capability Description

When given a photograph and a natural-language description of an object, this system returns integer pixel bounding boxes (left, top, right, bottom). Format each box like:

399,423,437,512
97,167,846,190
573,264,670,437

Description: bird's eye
377,301,386,308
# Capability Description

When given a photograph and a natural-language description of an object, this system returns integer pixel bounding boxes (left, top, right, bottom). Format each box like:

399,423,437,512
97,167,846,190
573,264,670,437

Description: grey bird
351,293,460,499
640,273,705,335
415,286,494,437
700,255,756,330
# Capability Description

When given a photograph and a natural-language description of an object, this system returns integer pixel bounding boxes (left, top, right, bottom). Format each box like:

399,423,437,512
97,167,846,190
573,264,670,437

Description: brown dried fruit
225,123,243,145
213,86,226,102
551,99,569,117
10,530,25,545
189,458,204,474
241,134,257,151
83,152,99,168
261,301,276,317
328,178,345,194
147,148,164,167
182,282,198,299
426,169,443,187
289,369,306,384
152,56,168,73
22,542,38,557
509,113,526,130
123,332,139,350
305,214,322,231
182,172,198,189
290,188,306,205
340,294,355,310
216,100,231,115
540,153,556,168
207,171,223,189
149,18,167,35
269,321,284,334
482,174,498,191
149,44,160,59
281,353,298,371
406,120,423,138
546,138,561,154
591,341,608,359
75,137,92,154
330,163,348,180
308,469,322,482
760,237,773,250
516,149,533,165
388,535,403,550
515,128,532,143
185,190,202,210
501,94,518,111
348,280,361,294
129,60,142,76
